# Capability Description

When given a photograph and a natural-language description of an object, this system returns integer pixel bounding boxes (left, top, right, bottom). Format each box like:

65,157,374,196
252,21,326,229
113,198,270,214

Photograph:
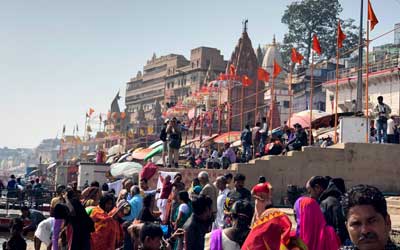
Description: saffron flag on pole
368,0,379,31
242,75,253,87
337,21,347,48
312,34,322,56
257,68,270,82
88,108,95,116
273,60,282,79
229,64,236,76
291,48,304,64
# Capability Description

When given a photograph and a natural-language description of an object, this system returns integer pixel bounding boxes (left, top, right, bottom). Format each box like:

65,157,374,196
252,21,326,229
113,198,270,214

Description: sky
0,0,399,149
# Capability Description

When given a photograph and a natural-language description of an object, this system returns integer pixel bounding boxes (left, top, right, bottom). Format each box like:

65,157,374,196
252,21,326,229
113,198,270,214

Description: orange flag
88,108,95,116
257,68,270,82
273,60,282,79
242,75,253,87
337,21,347,48
312,34,322,55
229,64,236,76
291,48,304,64
368,0,379,31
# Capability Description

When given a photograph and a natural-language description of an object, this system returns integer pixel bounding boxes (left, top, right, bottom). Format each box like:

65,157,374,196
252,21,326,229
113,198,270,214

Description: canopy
288,110,330,129
131,148,153,160
231,140,242,147
110,162,142,177
47,162,57,170
108,144,124,156
28,169,39,176
144,145,163,161
117,153,133,163
148,140,163,149
214,131,241,144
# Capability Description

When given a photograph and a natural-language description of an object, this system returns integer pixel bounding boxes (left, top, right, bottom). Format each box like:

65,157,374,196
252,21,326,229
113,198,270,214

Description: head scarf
294,197,340,250
242,208,292,250
251,182,273,223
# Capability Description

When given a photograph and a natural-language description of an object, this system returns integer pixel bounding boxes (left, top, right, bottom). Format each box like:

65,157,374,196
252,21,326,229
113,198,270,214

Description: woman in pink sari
294,197,340,250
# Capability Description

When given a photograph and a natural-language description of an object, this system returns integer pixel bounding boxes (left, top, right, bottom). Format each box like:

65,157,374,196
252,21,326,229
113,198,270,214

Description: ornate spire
242,19,248,33
272,34,276,46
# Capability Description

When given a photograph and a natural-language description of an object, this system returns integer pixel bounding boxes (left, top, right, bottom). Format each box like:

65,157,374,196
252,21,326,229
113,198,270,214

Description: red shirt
160,181,172,199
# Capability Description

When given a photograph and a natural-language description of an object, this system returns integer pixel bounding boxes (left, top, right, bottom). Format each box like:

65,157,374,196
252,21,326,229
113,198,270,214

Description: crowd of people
2,172,400,250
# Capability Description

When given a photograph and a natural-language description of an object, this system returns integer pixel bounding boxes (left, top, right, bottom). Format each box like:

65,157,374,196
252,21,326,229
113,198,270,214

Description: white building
323,54,400,116
262,37,290,124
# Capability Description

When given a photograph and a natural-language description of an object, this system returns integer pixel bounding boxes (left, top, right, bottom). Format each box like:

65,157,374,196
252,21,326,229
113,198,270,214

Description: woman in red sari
89,194,118,250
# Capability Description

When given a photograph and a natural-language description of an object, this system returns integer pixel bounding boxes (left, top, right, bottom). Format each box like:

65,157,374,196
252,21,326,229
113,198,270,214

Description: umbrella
199,134,219,147
288,110,330,129
47,163,57,170
131,148,153,160
87,152,96,156
231,140,242,147
108,144,124,156
110,162,142,177
149,140,163,149
214,131,241,144
118,153,133,163
28,169,39,176
312,112,354,129
144,145,163,161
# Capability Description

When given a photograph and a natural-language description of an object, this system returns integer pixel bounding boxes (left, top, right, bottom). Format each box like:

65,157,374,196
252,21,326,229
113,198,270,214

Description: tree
281,0,359,66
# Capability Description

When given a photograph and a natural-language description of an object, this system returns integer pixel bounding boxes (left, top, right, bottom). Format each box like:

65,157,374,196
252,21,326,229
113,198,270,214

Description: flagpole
218,82,222,134
254,79,259,126
269,76,275,133
289,64,293,128
365,18,370,143
309,51,314,146
334,36,340,144
240,83,244,130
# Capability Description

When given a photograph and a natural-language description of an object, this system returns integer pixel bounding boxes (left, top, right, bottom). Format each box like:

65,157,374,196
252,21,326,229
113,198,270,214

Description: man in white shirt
213,176,230,229
387,116,395,144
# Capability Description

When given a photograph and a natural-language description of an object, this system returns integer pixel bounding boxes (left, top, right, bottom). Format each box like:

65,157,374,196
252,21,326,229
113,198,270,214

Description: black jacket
319,183,349,244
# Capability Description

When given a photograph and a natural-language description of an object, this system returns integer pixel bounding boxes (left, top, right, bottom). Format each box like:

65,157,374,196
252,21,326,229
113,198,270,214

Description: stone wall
231,143,400,204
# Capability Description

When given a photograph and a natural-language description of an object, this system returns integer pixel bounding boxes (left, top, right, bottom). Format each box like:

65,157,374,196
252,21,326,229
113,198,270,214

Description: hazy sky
1,0,399,149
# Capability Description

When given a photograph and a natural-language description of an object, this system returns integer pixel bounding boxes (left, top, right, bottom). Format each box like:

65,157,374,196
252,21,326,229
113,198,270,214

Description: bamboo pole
240,83,244,130
269,76,275,133
254,79,259,126
288,64,293,128
365,19,370,143
334,39,340,144
309,52,314,145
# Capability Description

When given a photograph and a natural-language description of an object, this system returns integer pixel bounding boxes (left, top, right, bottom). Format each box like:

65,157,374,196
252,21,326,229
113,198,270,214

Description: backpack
160,127,167,142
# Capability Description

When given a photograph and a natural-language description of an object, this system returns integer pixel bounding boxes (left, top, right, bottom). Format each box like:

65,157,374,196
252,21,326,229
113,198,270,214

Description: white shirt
215,188,230,229
34,217,54,246
178,203,190,214
222,231,241,250
387,118,395,135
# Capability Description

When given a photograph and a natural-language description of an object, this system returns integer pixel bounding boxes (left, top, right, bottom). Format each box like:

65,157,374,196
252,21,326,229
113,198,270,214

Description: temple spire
242,19,248,33
272,34,276,46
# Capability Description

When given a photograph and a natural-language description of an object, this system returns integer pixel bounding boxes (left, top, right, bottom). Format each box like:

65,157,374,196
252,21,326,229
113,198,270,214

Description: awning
213,131,241,144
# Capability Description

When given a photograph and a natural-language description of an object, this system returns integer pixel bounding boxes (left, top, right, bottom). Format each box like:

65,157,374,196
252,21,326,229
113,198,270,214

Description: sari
89,206,118,250
294,197,340,250
242,208,292,250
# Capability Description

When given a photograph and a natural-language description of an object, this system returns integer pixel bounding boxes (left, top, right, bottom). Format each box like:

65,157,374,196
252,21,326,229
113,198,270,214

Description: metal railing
327,54,400,81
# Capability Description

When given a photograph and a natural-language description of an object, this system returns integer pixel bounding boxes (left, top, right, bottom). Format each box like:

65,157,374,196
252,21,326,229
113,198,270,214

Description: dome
262,36,284,78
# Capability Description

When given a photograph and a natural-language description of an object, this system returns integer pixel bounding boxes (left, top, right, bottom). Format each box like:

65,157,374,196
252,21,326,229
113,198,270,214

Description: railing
327,54,400,81
1,188,53,216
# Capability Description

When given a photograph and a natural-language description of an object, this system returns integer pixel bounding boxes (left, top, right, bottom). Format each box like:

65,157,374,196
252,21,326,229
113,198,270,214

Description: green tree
281,0,359,66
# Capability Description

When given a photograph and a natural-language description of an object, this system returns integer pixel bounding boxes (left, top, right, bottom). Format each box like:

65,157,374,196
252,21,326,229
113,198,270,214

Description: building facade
323,54,400,115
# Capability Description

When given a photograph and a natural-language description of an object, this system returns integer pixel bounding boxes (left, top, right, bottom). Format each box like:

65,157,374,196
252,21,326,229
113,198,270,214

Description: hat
164,119,170,124
193,185,202,194
252,182,272,194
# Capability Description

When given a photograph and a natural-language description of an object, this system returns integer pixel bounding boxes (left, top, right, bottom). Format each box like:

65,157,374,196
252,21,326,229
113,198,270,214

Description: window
197,60,199,67
206,60,210,68
283,101,290,108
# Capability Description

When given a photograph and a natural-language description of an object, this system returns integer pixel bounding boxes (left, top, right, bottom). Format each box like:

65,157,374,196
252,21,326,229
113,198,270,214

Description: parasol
214,131,241,144
287,110,330,128
144,145,164,161
108,144,124,156
110,162,142,177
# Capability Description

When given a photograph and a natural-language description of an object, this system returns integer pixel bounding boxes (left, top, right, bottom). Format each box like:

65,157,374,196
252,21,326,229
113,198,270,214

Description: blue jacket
123,194,143,222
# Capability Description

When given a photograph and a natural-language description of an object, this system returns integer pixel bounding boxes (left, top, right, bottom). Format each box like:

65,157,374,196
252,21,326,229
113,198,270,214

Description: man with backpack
241,124,252,162
166,117,182,168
